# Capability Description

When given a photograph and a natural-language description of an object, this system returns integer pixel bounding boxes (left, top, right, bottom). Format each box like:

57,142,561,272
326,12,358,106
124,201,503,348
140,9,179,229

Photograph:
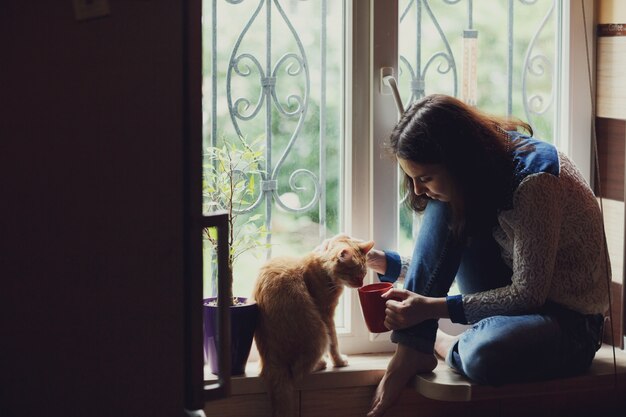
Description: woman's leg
395,200,513,351
455,229,512,294
435,329,461,360
446,306,603,385
370,202,514,417
393,200,465,352
433,227,513,359
367,344,437,417
369,201,460,417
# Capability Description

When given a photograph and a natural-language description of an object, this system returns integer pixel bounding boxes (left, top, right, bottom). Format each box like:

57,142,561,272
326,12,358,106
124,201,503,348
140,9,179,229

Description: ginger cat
252,235,375,417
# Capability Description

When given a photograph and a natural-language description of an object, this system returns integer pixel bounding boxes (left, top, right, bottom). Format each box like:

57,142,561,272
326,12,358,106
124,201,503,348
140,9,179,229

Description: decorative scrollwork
399,55,420,103
226,0,265,138
399,0,458,106
525,55,552,116
423,51,454,76
422,0,457,97
230,54,266,121
521,0,555,123
221,0,316,233
273,169,321,213
271,53,307,116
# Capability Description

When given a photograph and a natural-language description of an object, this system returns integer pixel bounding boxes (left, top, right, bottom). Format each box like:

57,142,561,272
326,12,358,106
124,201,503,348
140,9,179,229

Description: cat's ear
359,240,375,254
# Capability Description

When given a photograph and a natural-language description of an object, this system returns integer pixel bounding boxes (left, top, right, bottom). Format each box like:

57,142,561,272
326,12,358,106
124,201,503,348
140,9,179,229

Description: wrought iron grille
203,0,559,291
397,0,557,132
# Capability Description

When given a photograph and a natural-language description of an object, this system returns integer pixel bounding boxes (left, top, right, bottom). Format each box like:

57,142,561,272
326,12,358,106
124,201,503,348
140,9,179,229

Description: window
202,0,594,356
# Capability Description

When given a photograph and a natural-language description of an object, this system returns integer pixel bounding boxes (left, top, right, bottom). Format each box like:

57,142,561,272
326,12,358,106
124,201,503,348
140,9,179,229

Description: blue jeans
388,200,603,386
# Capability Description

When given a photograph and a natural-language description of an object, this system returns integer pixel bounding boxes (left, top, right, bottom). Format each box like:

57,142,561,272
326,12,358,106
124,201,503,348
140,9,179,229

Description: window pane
396,0,559,254
202,1,345,305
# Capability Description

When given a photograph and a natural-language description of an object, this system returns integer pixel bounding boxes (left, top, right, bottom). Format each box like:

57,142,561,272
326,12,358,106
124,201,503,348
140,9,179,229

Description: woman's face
397,158,454,202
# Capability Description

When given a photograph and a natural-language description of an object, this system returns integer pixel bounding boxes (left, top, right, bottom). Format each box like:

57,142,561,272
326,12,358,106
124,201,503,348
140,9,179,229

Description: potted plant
202,135,269,376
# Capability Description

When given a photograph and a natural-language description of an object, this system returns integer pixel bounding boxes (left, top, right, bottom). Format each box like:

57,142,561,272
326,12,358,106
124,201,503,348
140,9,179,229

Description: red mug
358,282,394,333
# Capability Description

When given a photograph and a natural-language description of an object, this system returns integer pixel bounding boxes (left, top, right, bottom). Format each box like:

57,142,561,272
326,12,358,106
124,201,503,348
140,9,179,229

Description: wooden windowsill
206,353,390,396
415,344,626,401
207,344,626,402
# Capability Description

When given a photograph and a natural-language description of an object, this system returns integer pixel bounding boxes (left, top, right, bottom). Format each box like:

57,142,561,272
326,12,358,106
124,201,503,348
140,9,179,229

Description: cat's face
325,236,375,288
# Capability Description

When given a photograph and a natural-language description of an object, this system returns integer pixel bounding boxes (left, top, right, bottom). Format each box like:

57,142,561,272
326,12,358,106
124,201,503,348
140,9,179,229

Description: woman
366,94,609,417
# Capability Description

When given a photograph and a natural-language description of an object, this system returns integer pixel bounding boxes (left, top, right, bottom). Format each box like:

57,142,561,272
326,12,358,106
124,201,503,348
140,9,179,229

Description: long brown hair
387,94,533,239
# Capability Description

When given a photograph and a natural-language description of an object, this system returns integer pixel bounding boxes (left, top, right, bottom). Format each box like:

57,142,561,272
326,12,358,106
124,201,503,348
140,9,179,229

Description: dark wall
1,2,185,416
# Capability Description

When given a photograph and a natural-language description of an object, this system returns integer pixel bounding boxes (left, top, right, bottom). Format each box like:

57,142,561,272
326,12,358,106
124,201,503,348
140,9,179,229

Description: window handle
381,67,404,118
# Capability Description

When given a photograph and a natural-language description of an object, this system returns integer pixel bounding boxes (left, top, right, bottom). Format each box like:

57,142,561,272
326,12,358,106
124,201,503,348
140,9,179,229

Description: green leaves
202,136,265,215
202,135,269,272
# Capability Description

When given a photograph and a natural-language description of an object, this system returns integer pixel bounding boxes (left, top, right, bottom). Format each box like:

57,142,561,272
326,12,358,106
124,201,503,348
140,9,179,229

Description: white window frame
339,0,399,353
557,0,595,184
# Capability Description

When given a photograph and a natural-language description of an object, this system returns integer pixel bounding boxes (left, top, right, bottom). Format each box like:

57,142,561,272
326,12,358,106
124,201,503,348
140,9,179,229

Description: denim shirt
509,132,560,200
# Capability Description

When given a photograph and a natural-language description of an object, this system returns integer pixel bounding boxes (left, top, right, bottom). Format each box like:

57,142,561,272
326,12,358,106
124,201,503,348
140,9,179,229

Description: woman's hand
366,248,386,275
381,288,437,330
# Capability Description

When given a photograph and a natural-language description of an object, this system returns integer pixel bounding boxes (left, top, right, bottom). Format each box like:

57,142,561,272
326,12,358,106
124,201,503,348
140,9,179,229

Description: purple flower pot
203,297,258,376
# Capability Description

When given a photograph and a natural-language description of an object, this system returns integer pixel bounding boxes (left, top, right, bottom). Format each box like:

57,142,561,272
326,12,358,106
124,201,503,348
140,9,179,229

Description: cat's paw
332,354,349,368
313,359,328,372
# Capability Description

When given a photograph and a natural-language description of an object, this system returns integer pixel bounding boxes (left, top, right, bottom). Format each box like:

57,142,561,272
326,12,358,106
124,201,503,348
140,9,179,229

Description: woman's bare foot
434,329,460,360
367,344,437,417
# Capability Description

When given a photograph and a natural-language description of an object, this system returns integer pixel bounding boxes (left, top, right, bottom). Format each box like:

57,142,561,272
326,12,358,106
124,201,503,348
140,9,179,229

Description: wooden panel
300,386,375,417
300,386,499,417
604,281,625,348
207,347,626,416
501,389,626,417
207,382,626,417
594,118,625,346
413,345,626,402
596,37,626,119
598,0,626,24
595,118,625,200
599,198,624,285
204,393,273,417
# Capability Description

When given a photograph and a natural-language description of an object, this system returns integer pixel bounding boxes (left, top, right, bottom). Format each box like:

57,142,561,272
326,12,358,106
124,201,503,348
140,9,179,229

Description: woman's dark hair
387,94,532,239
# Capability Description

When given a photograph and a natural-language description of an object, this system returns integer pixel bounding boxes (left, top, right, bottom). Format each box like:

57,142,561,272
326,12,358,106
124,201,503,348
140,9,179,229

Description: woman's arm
461,172,564,323
366,248,387,275
370,250,411,284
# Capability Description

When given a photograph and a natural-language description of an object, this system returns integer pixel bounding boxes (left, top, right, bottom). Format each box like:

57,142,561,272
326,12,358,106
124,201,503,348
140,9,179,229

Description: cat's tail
262,365,297,417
